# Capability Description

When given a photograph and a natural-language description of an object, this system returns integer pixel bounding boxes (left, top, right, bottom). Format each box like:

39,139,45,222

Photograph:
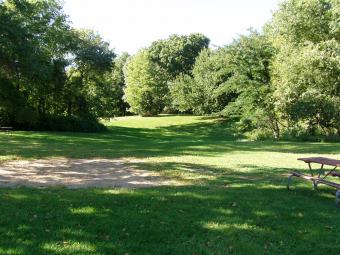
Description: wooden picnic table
287,157,340,205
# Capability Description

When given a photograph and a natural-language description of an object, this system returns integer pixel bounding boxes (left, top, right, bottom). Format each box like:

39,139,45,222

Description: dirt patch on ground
0,158,174,188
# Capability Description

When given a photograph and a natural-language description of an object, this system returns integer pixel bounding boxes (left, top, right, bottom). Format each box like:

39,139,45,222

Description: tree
272,40,340,135
109,52,130,116
220,32,279,138
0,0,116,131
84,52,130,118
65,29,116,118
148,33,210,78
124,50,168,116
148,33,210,111
268,0,340,136
169,74,195,113
170,48,233,115
170,31,279,139
123,33,210,115
266,0,339,47
0,0,72,127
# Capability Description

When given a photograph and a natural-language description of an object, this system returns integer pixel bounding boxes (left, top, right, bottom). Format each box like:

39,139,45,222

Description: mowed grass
0,115,339,255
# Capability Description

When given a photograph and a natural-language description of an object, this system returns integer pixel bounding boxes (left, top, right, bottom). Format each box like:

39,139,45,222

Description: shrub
15,115,106,132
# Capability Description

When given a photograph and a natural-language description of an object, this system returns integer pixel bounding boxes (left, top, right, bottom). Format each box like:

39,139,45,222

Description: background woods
0,0,339,138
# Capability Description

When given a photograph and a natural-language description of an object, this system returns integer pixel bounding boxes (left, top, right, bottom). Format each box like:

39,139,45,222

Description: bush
246,128,274,141
14,115,106,132
280,127,340,143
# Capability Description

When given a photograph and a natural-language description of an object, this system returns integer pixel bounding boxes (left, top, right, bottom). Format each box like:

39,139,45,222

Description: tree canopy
1,0,338,138
0,0,116,131
124,34,210,116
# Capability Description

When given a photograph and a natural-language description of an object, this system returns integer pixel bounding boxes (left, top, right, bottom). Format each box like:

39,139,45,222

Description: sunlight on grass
104,115,216,129
42,242,97,253
203,222,259,232
253,211,273,217
0,155,19,163
70,207,96,215
7,194,29,200
99,189,138,196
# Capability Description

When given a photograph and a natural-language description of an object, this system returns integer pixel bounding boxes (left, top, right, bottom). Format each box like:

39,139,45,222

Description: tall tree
0,0,72,126
170,48,233,115
148,33,210,78
267,0,340,135
124,50,168,116
65,29,116,118
124,33,210,115
0,0,116,131
81,52,130,118
266,0,339,47
219,32,279,137
110,52,130,116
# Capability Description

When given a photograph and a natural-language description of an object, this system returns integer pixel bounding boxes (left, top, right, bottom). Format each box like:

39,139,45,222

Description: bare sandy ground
0,158,173,188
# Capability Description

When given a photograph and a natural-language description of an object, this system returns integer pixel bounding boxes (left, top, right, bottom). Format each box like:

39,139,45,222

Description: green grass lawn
0,115,339,255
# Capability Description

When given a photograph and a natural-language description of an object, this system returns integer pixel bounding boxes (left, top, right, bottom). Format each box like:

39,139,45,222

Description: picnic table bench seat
287,157,340,205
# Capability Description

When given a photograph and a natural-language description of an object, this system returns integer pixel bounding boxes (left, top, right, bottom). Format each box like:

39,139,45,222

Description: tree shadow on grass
1,120,339,160
0,162,339,255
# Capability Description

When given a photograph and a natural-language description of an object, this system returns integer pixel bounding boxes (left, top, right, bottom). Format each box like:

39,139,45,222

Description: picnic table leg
307,163,319,190
287,173,295,190
308,163,313,176
317,164,324,178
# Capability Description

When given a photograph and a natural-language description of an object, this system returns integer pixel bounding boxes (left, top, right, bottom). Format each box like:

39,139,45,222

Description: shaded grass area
1,182,339,255
0,115,340,255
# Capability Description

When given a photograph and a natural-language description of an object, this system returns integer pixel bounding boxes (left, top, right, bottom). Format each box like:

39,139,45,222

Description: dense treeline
0,0,339,138
124,0,340,139
0,0,127,131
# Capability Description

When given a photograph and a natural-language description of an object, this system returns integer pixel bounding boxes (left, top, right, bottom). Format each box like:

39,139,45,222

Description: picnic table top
298,157,340,167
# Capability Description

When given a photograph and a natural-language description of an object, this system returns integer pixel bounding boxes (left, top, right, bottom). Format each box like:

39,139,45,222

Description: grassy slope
0,115,339,255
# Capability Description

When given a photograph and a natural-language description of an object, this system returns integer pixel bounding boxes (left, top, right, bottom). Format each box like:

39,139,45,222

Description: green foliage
83,52,130,118
73,29,115,73
268,0,340,136
124,33,210,115
148,33,210,78
170,32,279,138
124,51,168,116
1,0,338,138
170,48,233,114
272,40,340,135
169,74,195,113
0,0,116,131
266,0,339,46
66,29,116,118
0,0,70,127
169,0,339,139
109,52,130,116
220,32,279,137
166,31,279,137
